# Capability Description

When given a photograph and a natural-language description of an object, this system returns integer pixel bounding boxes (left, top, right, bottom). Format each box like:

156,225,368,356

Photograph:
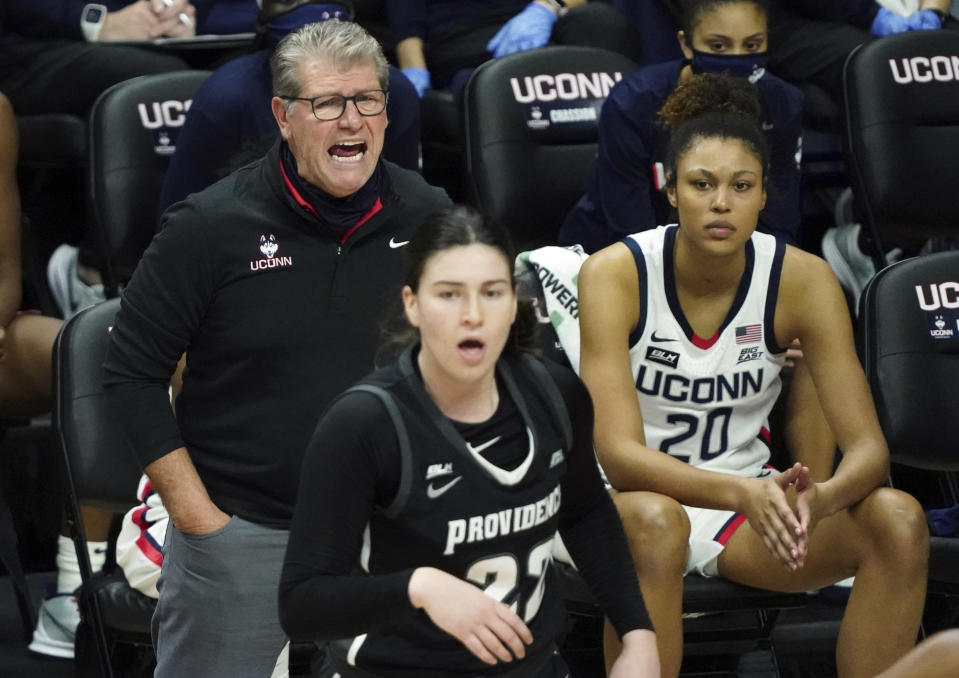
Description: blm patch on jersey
646,346,680,369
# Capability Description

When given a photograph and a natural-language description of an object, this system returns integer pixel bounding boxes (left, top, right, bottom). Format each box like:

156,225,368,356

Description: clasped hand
872,8,942,37
742,462,818,570
100,0,196,42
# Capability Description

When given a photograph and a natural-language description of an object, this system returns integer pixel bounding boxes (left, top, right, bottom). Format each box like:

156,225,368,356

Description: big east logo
137,98,193,129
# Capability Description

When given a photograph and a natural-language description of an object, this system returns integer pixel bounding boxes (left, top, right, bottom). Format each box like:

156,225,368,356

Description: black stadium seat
843,31,959,270
464,45,637,249
858,251,959,603
87,70,210,296
17,114,87,170
53,298,155,677
55,301,318,676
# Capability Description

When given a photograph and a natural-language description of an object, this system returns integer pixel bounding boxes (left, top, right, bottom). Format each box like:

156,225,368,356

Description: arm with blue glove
872,1,949,36
871,8,913,35
486,0,564,59
396,37,431,98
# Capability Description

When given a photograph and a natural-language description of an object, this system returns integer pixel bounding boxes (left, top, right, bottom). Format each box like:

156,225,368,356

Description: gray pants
153,516,289,677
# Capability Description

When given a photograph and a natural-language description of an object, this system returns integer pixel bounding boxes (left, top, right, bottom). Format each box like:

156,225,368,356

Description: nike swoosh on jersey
466,436,502,455
427,476,463,499
389,237,410,248
650,331,677,342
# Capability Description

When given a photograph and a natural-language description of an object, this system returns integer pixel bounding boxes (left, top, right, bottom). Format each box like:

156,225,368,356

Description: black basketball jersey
324,349,573,678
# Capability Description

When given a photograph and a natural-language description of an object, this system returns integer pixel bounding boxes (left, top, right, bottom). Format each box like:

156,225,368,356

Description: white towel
876,0,919,16
516,245,588,372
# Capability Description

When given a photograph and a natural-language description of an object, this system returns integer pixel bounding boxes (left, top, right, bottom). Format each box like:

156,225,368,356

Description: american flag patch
735,324,762,344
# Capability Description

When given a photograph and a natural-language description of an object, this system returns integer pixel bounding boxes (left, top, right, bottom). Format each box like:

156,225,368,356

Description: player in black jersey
280,205,658,677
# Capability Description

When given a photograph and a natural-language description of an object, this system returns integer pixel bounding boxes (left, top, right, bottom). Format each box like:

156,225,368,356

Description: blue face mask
690,50,768,82
265,5,351,45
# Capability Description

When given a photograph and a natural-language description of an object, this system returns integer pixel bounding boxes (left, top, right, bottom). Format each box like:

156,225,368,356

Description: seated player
576,78,929,678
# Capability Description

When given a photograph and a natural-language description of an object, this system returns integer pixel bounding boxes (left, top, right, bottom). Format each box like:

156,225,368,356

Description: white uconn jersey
625,226,787,476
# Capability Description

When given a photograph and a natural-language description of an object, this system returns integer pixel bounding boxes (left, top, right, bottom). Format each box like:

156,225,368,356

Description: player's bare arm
775,247,890,528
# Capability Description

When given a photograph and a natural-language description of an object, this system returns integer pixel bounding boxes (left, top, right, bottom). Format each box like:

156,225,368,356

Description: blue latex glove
872,7,913,36
402,66,430,98
486,1,557,59
909,9,943,30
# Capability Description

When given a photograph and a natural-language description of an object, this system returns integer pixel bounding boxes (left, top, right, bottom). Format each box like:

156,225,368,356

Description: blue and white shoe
28,594,80,659
821,223,901,313
46,244,106,319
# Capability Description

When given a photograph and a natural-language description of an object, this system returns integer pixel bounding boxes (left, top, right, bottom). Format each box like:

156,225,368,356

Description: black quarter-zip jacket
103,141,451,528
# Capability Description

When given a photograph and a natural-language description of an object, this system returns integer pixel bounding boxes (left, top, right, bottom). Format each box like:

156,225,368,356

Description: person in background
0,95,61,420
102,19,450,676
766,0,954,126
388,0,634,99
0,91,109,660
0,0,198,117
559,0,803,254
814,0,959,311
5,0,201,323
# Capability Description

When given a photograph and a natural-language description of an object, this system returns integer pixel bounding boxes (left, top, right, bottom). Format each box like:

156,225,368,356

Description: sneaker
821,223,876,310
821,223,901,313
46,244,106,319
28,594,80,659
833,186,855,229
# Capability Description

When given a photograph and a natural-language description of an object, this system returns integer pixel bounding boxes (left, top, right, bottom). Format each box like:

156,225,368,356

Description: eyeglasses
280,89,389,121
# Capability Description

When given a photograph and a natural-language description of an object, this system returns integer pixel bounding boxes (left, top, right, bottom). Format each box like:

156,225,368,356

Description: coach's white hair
271,19,389,113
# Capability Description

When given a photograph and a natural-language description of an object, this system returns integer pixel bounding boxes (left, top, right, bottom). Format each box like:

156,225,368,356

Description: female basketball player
576,81,929,677
279,206,659,677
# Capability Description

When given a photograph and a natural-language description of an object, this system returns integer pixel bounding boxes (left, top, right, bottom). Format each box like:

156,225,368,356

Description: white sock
55,536,108,595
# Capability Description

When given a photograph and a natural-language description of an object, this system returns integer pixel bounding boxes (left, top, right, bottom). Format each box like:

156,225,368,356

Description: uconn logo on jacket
249,234,293,271
511,70,623,131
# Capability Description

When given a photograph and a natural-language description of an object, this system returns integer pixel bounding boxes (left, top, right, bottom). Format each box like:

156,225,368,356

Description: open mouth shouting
330,140,368,163
458,338,486,364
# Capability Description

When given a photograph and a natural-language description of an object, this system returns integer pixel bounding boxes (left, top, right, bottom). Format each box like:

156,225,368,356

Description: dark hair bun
659,72,760,131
